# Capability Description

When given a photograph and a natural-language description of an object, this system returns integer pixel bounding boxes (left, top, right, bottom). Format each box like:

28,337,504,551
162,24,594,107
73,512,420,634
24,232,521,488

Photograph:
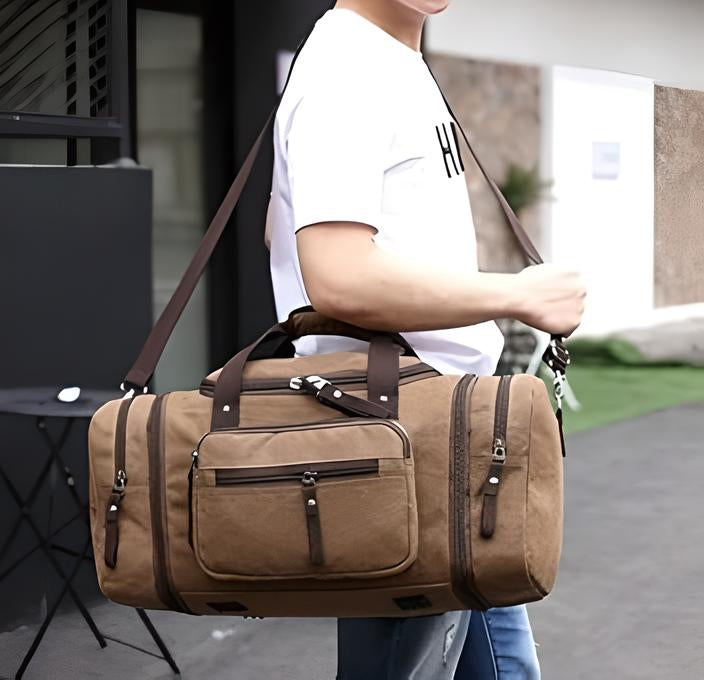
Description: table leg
2,413,180,678
135,608,181,675
14,535,96,680
0,511,84,582
0,418,73,561
0,466,106,649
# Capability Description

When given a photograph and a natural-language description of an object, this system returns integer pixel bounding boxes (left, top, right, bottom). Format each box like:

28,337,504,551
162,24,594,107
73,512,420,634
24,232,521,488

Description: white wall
427,0,704,91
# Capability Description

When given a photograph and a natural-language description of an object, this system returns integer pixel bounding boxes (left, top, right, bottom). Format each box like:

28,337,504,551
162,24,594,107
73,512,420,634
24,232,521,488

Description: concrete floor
1,403,703,680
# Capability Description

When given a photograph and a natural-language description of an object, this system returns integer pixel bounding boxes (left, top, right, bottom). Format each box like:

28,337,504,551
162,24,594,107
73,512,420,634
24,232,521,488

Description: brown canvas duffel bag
89,306,568,617
88,20,572,618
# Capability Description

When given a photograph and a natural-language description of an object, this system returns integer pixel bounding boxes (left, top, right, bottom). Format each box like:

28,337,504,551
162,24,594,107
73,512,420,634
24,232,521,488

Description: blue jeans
337,605,540,680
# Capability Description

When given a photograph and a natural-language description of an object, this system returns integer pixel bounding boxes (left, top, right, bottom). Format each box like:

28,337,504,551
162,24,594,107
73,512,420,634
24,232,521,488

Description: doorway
546,65,655,335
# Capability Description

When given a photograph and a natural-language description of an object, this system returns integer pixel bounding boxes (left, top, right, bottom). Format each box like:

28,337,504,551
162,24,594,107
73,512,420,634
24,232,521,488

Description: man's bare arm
296,222,586,336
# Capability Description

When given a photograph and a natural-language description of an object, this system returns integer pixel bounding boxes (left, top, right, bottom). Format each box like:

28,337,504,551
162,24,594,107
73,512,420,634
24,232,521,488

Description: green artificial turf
542,338,704,434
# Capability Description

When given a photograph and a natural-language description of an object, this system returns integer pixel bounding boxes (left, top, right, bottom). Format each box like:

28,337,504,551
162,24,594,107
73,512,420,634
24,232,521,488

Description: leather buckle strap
542,336,570,376
291,375,394,420
541,335,570,457
542,335,570,408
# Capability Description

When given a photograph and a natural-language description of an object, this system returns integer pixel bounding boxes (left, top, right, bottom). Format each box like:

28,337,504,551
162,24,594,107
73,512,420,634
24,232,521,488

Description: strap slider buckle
289,375,330,395
120,381,148,399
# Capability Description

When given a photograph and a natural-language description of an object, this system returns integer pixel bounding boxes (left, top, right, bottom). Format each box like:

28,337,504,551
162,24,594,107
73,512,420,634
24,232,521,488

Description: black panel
0,165,152,389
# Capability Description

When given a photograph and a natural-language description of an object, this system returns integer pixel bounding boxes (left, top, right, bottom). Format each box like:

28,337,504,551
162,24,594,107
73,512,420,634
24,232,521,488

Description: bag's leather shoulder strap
424,64,543,266
122,17,314,391
122,12,544,392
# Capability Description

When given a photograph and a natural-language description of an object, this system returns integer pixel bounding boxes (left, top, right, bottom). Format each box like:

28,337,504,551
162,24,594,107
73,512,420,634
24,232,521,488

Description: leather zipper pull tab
301,472,324,566
480,439,506,539
104,470,127,568
556,407,566,458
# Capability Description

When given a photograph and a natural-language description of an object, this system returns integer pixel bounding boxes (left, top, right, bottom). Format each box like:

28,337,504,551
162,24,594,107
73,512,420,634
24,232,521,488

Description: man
266,1,586,678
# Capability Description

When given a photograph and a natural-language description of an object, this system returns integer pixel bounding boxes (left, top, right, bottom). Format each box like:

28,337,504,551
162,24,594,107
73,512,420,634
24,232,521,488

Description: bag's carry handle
210,319,405,430
279,306,416,354
252,305,418,363
121,5,567,398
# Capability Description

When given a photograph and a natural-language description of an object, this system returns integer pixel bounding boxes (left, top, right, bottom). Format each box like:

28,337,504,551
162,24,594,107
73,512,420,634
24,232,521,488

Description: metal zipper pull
301,472,324,566
492,437,506,463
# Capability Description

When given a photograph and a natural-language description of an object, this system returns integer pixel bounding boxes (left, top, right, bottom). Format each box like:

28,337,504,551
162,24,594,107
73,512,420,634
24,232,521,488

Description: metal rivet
333,390,342,398
379,395,388,402
222,404,230,412
307,499,316,506
489,477,499,484
109,504,118,512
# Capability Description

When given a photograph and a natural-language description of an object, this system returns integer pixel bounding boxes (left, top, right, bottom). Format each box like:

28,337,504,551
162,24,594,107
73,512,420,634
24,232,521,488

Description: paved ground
1,402,703,680
528,401,704,679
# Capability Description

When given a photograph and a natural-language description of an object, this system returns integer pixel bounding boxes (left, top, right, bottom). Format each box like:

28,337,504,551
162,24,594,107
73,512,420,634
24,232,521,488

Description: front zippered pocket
480,375,513,538
214,459,379,567
190,418,418,581
214,458,379,485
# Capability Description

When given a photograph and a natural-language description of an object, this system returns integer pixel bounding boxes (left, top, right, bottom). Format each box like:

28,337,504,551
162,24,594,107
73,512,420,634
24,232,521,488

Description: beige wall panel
654,85,704,306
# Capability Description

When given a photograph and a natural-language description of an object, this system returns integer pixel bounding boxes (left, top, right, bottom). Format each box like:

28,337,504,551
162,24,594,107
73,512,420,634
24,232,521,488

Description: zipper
448,374,488,610
104,395,136,568
187,450,197,548
147,393,189,613
480,375,513,539
198,363,438,397
213,458,379,485
200,417,412,459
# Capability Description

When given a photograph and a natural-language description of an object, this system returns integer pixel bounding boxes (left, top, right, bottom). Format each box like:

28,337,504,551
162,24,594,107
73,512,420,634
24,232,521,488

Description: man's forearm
302,238,521,332
298,222,584,336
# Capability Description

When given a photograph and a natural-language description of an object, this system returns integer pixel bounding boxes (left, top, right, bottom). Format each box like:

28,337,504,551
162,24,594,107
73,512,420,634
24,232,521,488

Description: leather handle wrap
280,306,416,356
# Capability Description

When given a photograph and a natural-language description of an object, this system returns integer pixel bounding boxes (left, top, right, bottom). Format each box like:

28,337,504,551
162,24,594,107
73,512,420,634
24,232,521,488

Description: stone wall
426,53,542,272
654,85,704,306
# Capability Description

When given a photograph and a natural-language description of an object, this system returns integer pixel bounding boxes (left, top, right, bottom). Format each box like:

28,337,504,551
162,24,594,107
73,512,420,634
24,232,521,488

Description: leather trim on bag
448,374,488,610
147,393,191,613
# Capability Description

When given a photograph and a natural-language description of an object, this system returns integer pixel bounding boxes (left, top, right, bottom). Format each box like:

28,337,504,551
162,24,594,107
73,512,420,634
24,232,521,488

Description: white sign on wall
592,141,621,180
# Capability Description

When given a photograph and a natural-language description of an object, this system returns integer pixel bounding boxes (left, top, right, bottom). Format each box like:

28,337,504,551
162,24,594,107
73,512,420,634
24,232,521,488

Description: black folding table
0,387,180,679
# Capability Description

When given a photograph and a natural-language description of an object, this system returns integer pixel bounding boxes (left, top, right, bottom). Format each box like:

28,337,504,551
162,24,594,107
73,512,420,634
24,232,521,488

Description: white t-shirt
267,7,504,376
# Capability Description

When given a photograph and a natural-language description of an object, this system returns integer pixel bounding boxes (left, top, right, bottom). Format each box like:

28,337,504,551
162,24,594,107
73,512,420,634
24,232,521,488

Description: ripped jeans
336,605,540,680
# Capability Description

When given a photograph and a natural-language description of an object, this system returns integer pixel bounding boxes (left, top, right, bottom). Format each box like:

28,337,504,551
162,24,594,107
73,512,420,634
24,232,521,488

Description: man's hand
296,221,586,336
514,264,586,337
